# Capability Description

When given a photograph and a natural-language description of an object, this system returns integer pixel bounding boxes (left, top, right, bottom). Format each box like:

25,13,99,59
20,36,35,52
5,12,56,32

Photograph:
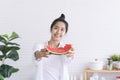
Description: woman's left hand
66,50,75,57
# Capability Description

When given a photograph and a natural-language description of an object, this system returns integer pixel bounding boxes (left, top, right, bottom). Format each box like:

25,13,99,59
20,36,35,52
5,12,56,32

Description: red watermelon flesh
46,44,72,55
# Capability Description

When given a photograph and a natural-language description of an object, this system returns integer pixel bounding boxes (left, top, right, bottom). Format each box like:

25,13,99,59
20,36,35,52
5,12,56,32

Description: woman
33,14,75,80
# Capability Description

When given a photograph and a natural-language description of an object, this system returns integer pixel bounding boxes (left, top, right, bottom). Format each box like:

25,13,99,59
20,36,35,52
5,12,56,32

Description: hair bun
59,14,65,20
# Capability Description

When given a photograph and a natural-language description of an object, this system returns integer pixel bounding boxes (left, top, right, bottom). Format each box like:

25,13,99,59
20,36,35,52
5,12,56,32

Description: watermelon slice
46,44,72,55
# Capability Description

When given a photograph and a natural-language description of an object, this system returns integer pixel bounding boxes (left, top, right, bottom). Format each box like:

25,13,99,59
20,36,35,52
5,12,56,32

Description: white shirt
33,42,73,80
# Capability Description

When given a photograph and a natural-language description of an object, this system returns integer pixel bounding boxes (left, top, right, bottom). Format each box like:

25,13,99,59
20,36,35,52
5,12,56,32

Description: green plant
0,32,20,80
118,55,120,61
110,54,120,61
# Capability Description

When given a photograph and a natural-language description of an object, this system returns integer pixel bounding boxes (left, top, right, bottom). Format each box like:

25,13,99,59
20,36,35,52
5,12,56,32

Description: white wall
0,0,120,80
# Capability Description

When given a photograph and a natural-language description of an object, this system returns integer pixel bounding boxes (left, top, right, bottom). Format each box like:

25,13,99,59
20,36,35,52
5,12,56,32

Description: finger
41,48,48,52
71,47,74,51
44,54,50,58
66,52,74,57
43,52,50,57
68,50,73,53
68,51,74,54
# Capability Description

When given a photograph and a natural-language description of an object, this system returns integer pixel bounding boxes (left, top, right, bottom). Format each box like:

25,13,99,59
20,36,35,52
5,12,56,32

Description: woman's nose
57,29,61,33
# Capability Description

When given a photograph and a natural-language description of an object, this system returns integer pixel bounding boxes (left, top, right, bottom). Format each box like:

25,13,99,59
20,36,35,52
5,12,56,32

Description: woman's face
51,21,66,42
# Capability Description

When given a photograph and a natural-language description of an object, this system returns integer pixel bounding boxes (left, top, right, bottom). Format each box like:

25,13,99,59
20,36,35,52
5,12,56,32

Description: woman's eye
61,28,65,32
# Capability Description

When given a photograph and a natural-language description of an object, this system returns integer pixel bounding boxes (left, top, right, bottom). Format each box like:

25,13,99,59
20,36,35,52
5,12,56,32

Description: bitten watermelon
46,44,72,55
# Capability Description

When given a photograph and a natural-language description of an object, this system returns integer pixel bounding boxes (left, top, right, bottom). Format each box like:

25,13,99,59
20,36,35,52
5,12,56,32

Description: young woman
33,14,75,80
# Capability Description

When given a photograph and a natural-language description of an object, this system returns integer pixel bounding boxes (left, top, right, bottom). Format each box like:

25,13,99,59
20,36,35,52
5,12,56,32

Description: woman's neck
48,40,60,48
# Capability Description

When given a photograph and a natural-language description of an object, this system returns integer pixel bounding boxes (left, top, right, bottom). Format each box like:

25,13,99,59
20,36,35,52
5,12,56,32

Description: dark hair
50,14,68,33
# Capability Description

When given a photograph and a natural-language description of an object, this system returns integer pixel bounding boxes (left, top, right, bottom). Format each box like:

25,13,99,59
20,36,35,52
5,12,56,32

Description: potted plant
110,54,120,61
110,54,120,70
0,32,20,80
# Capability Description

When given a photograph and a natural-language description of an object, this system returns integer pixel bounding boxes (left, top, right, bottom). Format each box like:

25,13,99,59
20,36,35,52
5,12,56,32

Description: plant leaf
7,46,20,50
0,55,4,61
2,34,9,40
0,64,13,77
0,45,7,54
0,45,20,55
7,50,19,61
0,45,11,55
0,74,4,80
0,35,7,44
0,45,4,51
9,32,19,41
12,68,19,73
7,42,20,46
0,64,19,78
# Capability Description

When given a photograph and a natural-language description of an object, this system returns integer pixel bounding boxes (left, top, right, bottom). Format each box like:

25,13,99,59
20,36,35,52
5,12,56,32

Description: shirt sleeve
32,43,44,65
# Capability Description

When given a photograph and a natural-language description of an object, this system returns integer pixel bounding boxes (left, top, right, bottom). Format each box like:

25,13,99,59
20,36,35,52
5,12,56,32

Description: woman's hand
66,47,75,57
35,48,50,60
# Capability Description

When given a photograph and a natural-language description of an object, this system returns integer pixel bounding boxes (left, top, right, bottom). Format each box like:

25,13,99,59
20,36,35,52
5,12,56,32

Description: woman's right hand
35,48,50,60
